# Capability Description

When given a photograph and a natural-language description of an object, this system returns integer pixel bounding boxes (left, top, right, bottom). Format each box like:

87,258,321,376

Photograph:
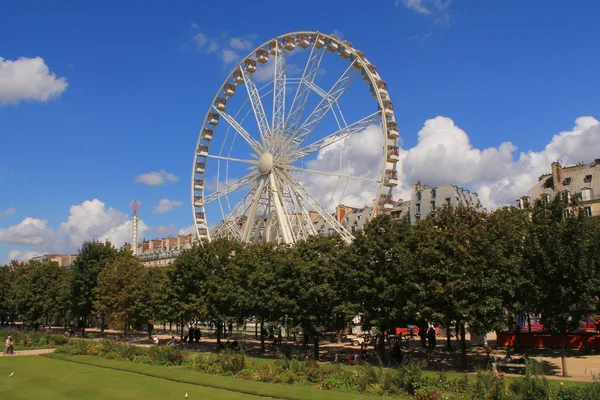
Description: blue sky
1,0,600,263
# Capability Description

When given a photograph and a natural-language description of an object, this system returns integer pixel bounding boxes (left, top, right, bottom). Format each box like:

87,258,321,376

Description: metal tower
130,200,142,256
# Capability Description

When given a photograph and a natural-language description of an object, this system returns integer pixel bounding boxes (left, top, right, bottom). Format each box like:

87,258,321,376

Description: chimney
414,181,421,191
551,161,563,190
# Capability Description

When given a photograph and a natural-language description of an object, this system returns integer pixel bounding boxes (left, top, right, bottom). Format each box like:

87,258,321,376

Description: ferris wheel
191,31,400,244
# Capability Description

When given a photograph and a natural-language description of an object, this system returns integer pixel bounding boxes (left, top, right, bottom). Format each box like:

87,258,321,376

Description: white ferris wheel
191,31,400,244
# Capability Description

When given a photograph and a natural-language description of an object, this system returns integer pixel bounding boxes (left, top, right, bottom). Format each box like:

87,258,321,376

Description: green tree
0,264,16,324
69,241,119,337
12,260,68,327
350,215,414,361
240,242,296,354
94,253,144,336
525,195,600,376
487,205,534,351
291,235,349,361
411,205,503,369
134,266,174,336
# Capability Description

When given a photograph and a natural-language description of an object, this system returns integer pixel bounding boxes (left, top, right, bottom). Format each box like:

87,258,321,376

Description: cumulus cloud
0,207,15,217
187,30,256,66
0,57,68,105
0,199,150,262
303,116,600,210
8,249,43,262
397,0,453,25
0,217,55,245
229,37,253,51
135,170,179,186
178,225,195,235
153,199,183,214
221,49,239,65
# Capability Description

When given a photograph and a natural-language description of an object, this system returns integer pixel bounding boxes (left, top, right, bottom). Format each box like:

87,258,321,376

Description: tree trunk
260,319,265,354
527,314,532,333
460,323,467,370
560,323,568,377
515,321,521,352
82,315,87,338
446,319,452,350
313,334,320,361
100,315,105,336
303,331,309,350
337,329,343,344
255,320,258,339
180,318,184,340
378,332,386,362
216,321,222,349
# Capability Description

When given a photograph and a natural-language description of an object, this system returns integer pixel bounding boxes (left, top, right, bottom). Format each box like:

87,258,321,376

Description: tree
134,266,174,336
11,260,68,327
69,241,119,337
487,206,534,351
0,264,16,324
169,238,245,346
291,235,349,361
411,205,504,369
350,215,414,361
240,242,297,354
525,195,600,376
94,253,144,336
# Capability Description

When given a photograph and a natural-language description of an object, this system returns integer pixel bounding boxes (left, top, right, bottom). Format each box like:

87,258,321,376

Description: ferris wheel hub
258,152,274,175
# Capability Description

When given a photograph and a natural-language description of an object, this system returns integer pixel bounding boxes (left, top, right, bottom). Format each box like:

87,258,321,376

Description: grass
0,356,267,400
42,354,388,400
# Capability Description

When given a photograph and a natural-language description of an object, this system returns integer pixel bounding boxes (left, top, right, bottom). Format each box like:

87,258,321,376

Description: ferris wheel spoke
282,39,326,144
268,172,294,244
279,171,353,243
283,63,360,152
212,107,263,154
202,172,259,206
287,111,381,163
242,68,271,147
270,43,287,153
215,183,259,240
206,154,258,165
241,176,268,242
284,165,381,183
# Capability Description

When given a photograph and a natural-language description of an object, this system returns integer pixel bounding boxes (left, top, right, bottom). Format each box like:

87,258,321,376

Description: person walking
427,322,437,348
4,335,14,355
418,322,428,348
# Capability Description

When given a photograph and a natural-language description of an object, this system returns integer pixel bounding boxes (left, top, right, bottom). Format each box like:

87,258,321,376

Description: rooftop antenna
130,200,142,256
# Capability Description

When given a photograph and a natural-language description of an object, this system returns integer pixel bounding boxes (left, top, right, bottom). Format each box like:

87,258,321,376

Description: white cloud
8,249,43,262
0,207,15,217
0,57,68,105
178,225,195,235
135,170,179,186
193,32,208,48
303,116,600,210
397,0,453,25
0,217,54,245
221,49,239,65
332,30,344,39
153,199,183,214
0,199,150,261
229,37,253,51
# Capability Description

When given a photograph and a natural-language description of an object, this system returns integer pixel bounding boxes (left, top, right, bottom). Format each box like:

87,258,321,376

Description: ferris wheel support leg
241,177,267,243
269,172,294,244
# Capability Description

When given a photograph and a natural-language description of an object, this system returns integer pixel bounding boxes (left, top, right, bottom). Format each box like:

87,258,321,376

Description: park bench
495,361,526,374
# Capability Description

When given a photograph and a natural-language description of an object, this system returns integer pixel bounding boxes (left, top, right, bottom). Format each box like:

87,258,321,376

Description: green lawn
0,356,264,400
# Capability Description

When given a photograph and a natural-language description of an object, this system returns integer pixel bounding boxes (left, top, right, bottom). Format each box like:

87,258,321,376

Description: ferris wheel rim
191,31,399,244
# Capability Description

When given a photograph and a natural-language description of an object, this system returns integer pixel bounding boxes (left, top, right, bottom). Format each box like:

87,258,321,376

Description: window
584,175,593,183
563,177,572,185
584,207,592,217
416,203,421,214
446,197,451,205
516,199,522,209
431,189,437,198
351,226,356,233
415,215,421,221
431,200,436,211
581,188,592,201
417,191,422,201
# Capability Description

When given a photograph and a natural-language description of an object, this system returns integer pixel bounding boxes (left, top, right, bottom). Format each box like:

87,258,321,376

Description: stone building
516,160,600,217
30,254,78,267
124,234,195,267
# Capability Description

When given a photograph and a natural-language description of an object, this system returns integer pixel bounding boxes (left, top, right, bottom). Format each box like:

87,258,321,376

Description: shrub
509,360,554,400
147,345,182,366
468,369,508,400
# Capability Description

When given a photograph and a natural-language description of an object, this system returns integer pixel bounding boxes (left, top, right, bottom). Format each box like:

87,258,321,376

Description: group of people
418,322,438,348
185,326,202,343
3,335,14,355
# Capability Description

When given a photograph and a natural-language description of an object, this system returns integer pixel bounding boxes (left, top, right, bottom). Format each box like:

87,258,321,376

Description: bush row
0,328,70,349
55,340,600,400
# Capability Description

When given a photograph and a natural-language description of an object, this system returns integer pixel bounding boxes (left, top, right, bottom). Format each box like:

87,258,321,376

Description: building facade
516,160,600,217
123,234,195,267
30,254,78,267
